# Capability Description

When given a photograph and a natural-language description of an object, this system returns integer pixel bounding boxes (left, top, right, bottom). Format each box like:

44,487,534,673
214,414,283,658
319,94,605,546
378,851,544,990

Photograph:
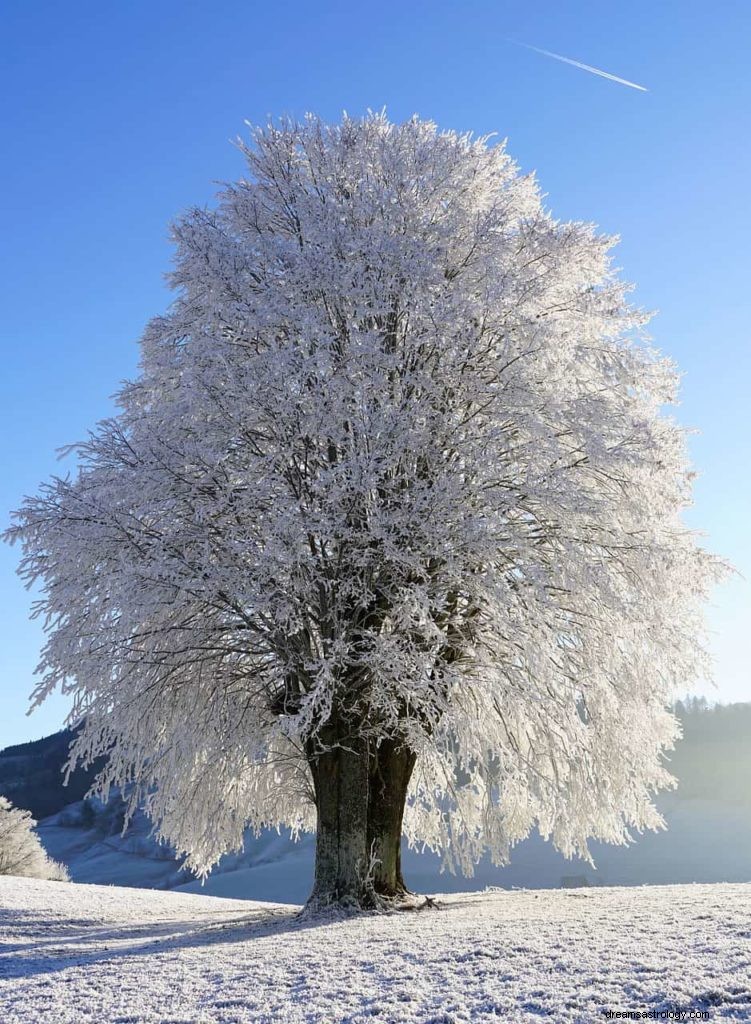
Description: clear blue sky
1,0,749,748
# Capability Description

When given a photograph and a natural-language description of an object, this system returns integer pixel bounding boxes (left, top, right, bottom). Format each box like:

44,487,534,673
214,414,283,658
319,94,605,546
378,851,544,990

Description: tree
6,114,723,909
0,796,69,881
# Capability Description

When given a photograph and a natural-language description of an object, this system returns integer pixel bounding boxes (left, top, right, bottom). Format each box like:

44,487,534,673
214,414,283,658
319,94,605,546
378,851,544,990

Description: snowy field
1,877,750,1023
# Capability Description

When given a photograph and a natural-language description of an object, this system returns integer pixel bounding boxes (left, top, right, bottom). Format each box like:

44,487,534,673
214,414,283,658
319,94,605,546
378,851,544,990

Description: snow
2,876,750,1022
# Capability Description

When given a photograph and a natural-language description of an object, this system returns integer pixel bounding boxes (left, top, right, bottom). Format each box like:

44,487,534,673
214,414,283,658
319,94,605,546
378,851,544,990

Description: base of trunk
302,884,426,917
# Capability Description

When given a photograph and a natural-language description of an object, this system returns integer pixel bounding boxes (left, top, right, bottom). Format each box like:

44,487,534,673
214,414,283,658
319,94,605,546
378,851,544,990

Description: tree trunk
307,728,372,909
306,729,416,910
367,738,416,898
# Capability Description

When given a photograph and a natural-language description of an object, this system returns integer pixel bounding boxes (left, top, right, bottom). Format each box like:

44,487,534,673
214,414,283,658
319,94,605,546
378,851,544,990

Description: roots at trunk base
306,733,417,909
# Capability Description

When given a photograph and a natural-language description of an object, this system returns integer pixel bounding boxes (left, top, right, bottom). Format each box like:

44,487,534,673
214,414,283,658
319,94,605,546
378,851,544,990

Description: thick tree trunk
306,729,416,910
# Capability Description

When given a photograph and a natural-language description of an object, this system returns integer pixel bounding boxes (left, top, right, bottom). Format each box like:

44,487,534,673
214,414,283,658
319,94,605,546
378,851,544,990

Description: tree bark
367,738,416,898
307,727,372,909
306,728,416,910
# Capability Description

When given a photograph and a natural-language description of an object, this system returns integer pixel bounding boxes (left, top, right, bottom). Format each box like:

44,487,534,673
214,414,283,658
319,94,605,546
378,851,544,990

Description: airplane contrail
516,41,648,92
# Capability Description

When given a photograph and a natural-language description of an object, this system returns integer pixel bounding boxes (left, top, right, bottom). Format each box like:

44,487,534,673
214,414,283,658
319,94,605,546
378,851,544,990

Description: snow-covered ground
1,877,750,1023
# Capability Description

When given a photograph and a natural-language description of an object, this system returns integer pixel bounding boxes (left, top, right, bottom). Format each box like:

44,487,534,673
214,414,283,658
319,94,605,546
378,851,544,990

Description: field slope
1,877,750,1022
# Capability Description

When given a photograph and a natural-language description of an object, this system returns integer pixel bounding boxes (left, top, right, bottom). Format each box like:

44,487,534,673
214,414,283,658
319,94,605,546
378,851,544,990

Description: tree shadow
0,901,339,980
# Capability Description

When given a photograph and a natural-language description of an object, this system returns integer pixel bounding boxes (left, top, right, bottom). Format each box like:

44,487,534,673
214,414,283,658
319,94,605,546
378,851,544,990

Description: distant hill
0,727,102,820
1,701,749,902
668,699,751,805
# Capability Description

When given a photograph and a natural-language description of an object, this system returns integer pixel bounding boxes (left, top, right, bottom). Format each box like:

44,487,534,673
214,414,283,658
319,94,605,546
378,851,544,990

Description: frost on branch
0,797,69,881
5,113,725,889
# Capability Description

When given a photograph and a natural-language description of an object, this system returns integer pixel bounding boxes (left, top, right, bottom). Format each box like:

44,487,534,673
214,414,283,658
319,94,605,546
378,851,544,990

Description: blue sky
1,0,749,748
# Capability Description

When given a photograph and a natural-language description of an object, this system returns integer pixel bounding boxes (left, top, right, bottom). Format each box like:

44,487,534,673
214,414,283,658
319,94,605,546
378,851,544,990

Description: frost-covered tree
0,797,69,881
6,114,723,909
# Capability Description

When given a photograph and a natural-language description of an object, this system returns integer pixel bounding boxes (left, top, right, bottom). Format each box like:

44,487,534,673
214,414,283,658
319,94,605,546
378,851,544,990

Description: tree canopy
6,114,723,906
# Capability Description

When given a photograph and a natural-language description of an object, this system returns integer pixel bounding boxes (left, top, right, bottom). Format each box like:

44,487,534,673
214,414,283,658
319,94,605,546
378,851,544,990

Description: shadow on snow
0,903,337,980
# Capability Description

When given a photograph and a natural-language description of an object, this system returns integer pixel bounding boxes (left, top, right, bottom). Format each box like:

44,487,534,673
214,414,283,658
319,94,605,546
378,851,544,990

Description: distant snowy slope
38,799,193,890
1,876,750,1023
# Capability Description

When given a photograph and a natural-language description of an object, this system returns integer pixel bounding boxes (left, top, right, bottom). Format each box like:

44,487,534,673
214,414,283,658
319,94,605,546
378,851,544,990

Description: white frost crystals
0,797,69,881
5,113,726,888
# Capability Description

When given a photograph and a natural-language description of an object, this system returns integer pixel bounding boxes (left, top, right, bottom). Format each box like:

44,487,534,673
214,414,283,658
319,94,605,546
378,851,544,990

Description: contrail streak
517,42,648,92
